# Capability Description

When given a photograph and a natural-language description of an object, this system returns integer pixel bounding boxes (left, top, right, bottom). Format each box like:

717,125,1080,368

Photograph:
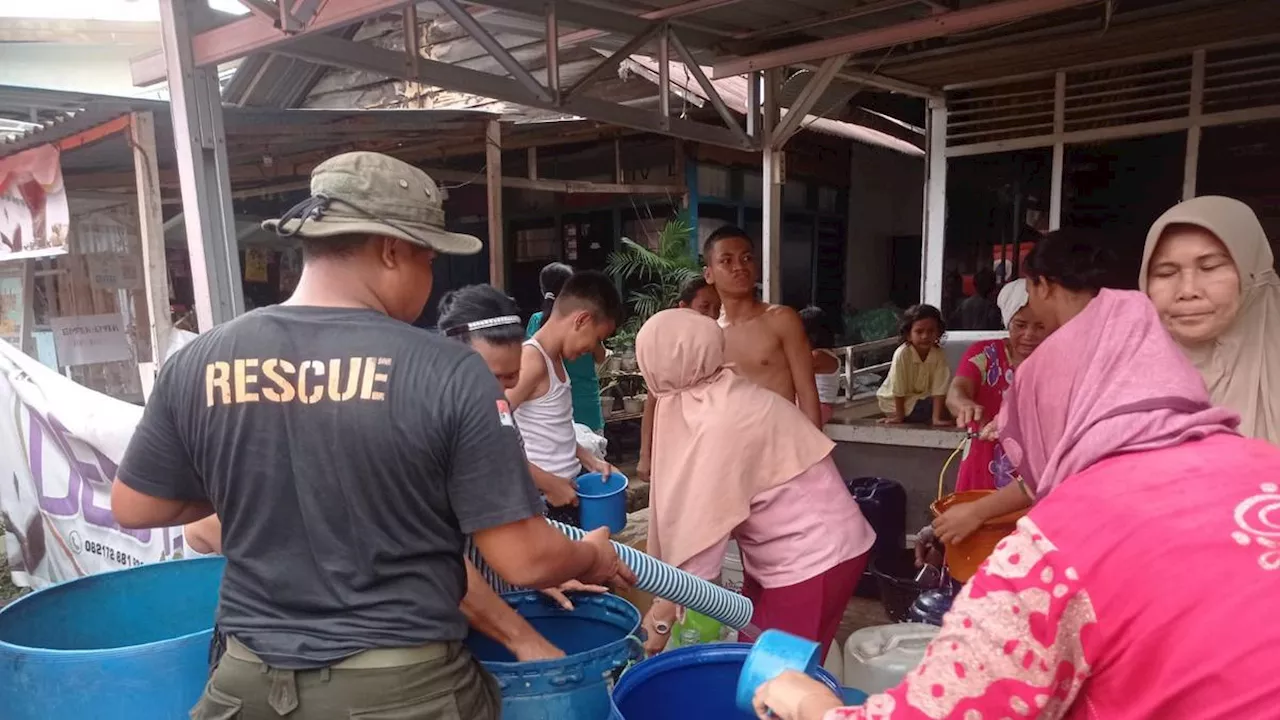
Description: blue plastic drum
0,557,224,720
577,471,629,534
614,643,842,720
467,591,642,720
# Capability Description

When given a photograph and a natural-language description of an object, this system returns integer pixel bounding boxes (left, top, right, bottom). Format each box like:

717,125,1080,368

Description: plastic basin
870,550,928,623
930,490,1027,582
0,557,224,720
466,591,642,720
577,471,629,534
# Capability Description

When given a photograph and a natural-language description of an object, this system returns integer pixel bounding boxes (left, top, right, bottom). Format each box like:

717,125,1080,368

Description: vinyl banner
0,340,185,591
0,144,71,262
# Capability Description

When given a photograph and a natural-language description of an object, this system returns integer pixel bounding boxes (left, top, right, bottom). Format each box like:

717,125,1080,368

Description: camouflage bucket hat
263,151,481,255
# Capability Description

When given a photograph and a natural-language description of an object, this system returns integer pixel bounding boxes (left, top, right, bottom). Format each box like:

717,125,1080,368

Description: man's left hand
541,579,609,610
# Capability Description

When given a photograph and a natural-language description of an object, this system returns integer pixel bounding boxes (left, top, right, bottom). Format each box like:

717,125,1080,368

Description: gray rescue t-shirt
118,306,543,669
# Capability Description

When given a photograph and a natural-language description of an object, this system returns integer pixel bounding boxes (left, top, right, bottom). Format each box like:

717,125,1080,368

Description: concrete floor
837,596,893,647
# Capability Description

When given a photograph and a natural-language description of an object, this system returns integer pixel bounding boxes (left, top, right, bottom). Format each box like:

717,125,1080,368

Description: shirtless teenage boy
703,225,822,427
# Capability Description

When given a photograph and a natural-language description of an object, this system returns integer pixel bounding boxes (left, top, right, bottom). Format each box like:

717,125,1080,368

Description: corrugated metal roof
0,86,164,149
624,55,923,156
0,85,503,163
194,0,1267,145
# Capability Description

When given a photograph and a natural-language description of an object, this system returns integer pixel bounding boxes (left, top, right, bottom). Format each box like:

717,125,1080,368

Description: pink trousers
739,553,868,655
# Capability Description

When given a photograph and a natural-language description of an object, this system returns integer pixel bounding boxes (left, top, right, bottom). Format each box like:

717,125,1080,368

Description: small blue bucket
577,471,629,534
735,629,821,712
466,591,642,720
0,557,224,720
614,643,841,720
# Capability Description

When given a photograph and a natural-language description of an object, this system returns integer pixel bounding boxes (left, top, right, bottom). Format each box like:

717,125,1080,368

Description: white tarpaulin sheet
0,340,185,590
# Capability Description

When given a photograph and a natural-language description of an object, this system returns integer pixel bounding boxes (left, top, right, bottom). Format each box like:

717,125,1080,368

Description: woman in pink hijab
752,290,1280,720
636,309,874,656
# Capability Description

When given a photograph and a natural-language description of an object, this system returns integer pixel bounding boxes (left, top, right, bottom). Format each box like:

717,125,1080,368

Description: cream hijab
1141,196,1280,446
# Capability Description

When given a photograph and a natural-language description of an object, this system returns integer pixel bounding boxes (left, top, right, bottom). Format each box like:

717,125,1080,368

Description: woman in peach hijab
636,309,874,655
1142,196,1280,445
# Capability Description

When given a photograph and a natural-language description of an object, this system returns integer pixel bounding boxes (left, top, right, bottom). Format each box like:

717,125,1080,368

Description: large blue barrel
0,557,224,720
613,643,843,719
467,591,642,720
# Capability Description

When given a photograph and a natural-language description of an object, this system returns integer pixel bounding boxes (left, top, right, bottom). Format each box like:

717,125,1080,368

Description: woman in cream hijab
1142,196,1279,446
636,309,874,656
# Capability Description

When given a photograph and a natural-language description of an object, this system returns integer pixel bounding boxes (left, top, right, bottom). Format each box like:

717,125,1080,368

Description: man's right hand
544,475,580,508
580,526,637,589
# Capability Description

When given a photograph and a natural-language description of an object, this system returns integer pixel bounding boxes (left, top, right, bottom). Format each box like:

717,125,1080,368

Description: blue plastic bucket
467,591,642,720
578,471,629,534
0,557,225,720
613,643,842,720
735,629,821,712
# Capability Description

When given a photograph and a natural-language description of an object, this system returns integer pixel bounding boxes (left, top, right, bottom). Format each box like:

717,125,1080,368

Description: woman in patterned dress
752,291,1280,720
945,279,1046,493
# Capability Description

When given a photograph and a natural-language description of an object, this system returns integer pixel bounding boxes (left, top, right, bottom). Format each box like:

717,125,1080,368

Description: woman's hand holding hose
953,399,984,430
641,600,679,655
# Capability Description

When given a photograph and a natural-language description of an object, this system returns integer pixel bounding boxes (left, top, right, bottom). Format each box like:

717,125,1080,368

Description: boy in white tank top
507,271,621,526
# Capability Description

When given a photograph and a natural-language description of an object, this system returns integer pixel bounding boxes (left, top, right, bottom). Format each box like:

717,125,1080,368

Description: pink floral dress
954,340,1016,493
827,435,1280,719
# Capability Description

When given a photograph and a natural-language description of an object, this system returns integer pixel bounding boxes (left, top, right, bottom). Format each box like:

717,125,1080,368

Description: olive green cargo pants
190,638,501,720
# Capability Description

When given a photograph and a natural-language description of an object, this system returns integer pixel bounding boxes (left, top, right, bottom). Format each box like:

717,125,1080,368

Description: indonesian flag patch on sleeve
496,399,515,427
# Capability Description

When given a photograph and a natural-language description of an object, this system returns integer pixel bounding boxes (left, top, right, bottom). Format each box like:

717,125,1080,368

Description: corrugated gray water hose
548,519,754,630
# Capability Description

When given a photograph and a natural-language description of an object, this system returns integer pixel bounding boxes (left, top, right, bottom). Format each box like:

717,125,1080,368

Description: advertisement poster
243,247,269,283
88,252,143,291
0,340,186,590
49,314,133,367
0,269,24,346
0,145,71,263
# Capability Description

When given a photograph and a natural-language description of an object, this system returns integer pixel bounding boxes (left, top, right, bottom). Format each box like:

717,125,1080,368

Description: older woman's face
1145,225,1241,346
1006,307,1047,360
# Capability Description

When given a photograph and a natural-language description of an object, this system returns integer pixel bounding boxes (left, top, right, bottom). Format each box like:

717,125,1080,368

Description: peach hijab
1141,196,1280,446
636,309,834,569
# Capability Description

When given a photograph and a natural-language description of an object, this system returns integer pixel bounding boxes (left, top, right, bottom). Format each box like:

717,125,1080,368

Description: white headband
443,315,522,336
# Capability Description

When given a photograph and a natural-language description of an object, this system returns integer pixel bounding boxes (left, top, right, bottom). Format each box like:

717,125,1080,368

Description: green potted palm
604,215,699,413
605,214,701,346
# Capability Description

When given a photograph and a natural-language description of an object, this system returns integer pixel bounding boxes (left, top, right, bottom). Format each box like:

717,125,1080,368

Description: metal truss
265,3,768,150
133,1,880,151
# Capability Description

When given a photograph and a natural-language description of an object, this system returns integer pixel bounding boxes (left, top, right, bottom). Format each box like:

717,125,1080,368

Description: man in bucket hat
111,152,633,719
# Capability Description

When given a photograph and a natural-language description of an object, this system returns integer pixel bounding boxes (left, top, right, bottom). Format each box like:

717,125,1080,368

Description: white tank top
814,348,842,404
513,338,582,479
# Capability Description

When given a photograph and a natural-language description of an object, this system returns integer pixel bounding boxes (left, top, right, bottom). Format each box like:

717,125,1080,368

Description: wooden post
485,119,506,289
614,139,624,184
130,111,173,367
1183,49,1206,201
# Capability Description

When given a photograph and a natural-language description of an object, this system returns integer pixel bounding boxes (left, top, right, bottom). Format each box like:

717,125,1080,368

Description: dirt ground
0,554,27,607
